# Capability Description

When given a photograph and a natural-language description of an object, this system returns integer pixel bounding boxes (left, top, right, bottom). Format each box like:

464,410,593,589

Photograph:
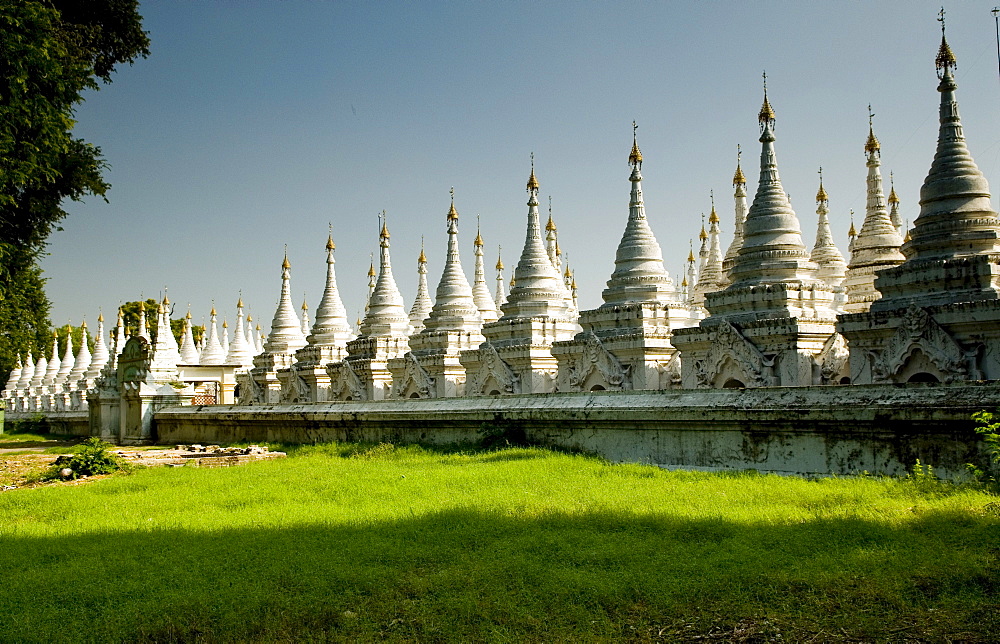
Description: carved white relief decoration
567,331,629,391
818,332,849,384
658,352,682,389
393,352,435,399
872,304,980,383
237,371,264,405
327,361,367,401
279,369,312,403
468,342,519,395
693,321,776,388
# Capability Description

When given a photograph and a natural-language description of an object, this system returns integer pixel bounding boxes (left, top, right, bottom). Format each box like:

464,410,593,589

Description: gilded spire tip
526,153,539,192
816,167,828,202
629,120,642,168
936,7,957,77
733,144,746,185
758,71,775,128
888,171,900,203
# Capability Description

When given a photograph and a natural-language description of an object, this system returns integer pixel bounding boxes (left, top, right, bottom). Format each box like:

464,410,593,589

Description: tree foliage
0,0,149,383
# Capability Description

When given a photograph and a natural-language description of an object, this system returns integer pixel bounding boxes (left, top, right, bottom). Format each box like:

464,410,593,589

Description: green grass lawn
1,442,997,642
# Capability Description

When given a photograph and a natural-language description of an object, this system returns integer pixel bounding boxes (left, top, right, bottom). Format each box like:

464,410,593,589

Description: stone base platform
153,382,1000,478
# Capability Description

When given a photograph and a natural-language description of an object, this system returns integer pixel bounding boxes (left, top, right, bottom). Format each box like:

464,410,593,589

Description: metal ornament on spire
936,7,957,79
865,104,880,154
629,120,642,169
759,71,776,131
816,167,828,203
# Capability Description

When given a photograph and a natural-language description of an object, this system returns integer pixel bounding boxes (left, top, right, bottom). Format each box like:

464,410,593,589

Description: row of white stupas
5,24,1000,409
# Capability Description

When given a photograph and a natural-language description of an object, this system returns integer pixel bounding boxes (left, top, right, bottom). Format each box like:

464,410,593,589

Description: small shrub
44,437,132,480
8,413,50,436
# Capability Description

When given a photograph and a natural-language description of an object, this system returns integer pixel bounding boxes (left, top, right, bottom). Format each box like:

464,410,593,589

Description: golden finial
629,120,642,168
475,215,484,246
888,171,900,204
367,258,375,277
816,167,828,202
138,300,144,312
418,236,427,263
301,295,308,311
864,104,880,153
282,245,291,270
733,144,746,185
237,295,244,308
509,276,516,288
681,275,688,287
936,7,957,77
247,314,252,322
526,153,539,192
904,218,912,242
81,319,87,329
699,213,707,240
546,197,556,231
97,311,104,323
571,277,577,289
496,245,504,271
708,191,719,224
447,187,458,220
848,210,857,237
380,210,389,238
758,71,775,127
687,245,695,263
555,241,561,256
564,264,572,279
185,308,192,320
223,319,228,329
256,323,262,331
327,223,335,251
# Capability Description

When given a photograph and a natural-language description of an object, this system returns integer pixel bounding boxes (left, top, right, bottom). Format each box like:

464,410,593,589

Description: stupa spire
810,168,848,289
3,355,22,396
695,193,724,303
265,249,308,353
137,300,149,341
43,330,60,385
180,308,199,363
17,352,34,390
68,320,92,385
422,188,482,333
729,74,817,286
360,211,411,336
225,296,255,368
307,227,353,346
722,144,749,285
472,216,499,323
55,324,74,384
151,298,182,370
903,14,1000,261
409,237,433,334
86,310,110,379
200,305,226,365
109,307,126,368
300,297,310,337
602,122,676,306
888,171,903,234
500,156,575,320
843,108,905,313
494,246,507,310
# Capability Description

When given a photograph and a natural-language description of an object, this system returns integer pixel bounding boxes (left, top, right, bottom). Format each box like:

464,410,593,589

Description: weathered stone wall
153,382,999,478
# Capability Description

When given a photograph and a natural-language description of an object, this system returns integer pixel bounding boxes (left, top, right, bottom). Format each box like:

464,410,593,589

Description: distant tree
0,249,51,378
55,322,95,359
0,1,149,383
120,299,203,346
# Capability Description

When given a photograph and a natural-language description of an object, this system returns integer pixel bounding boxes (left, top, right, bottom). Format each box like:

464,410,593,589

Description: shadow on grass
0,439,80,450
1,508,997,642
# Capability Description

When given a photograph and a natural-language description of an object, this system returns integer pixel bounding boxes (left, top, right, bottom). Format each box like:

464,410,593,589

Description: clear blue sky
44,1,1000,334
